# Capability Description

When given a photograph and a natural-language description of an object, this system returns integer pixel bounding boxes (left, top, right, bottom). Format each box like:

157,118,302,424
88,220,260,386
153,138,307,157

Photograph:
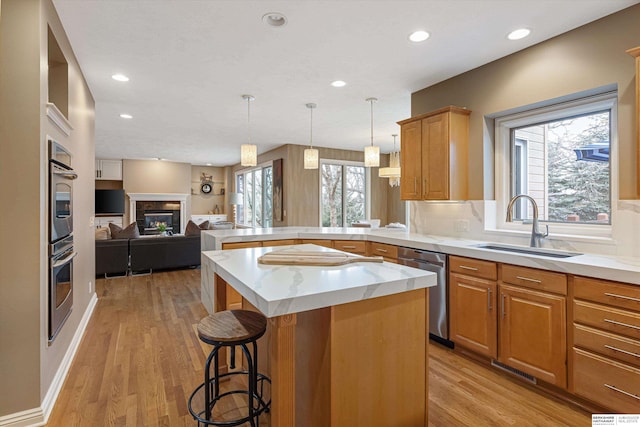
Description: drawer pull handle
604,384,640,400
604,345,640,359
342,245,357,249
516,276,542,284
488,288,492,311
604,292,640,303
604,319,640,331
459,265,479,271
376,248,388,253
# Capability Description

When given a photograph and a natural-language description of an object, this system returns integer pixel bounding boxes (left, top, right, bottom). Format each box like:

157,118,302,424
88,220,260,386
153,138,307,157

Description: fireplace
144,212,174,234
127,193,189,235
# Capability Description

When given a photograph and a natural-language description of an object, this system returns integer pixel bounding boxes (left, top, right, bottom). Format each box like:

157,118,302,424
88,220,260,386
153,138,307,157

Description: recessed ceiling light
507,28,531,40
409,30,430,43
112,74,129,82
262,12,287,27
331,80,346,88
206,163,212,166
119,113,133,119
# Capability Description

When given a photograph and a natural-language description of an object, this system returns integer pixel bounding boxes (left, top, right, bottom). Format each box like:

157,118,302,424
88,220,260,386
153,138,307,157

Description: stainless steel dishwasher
397,247,452,347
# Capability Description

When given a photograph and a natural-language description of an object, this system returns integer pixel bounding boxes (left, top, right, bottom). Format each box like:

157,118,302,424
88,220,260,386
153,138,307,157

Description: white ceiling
52,0,638,166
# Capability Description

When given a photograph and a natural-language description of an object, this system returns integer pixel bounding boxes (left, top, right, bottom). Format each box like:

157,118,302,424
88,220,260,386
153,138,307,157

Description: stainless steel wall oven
48,139,77,342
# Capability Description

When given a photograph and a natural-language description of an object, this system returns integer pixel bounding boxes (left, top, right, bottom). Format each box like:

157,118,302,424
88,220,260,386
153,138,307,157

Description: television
95,189,125,215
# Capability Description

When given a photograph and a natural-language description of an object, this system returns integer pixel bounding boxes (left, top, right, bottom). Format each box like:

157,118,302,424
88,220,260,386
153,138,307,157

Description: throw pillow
109,222,140,239
185,220,207,236
95,227,110,240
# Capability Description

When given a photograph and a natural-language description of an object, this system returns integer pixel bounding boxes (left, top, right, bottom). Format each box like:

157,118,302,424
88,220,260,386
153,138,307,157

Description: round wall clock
201,183,212,194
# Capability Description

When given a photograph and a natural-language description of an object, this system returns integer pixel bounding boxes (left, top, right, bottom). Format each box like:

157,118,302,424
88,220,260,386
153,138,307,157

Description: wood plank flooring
46,269,591,426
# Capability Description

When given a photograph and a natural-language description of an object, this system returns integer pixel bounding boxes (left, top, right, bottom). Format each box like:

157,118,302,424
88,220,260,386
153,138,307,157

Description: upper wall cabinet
397,106,471,201
96,159,122,180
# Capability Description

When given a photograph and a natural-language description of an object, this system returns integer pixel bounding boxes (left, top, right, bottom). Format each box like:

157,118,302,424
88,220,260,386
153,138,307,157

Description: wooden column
627,46,640,198
269,314,297,427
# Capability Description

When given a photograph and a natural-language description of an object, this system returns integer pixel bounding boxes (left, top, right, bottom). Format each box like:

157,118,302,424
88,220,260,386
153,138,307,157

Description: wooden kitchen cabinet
397,106,470,201
499,264,567,388
570,276,640,413
332,240,366,255
450,272,497,358
366,241,398,262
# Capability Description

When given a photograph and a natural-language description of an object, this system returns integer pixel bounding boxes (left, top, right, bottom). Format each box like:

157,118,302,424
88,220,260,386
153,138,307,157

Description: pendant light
241,94,257,167
379,134,401,187
364,97,380,167
304,103,319,169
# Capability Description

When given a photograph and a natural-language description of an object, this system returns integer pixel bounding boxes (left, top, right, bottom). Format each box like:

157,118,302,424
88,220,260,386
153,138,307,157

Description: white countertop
201,227,640,286
202,243,437,318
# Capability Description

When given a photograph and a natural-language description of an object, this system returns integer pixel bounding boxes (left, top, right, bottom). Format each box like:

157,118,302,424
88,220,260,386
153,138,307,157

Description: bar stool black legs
188,310,271,426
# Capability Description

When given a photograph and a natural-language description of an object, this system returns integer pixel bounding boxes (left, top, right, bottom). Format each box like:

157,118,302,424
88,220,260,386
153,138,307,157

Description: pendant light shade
241,144,257,167
364,97,380,167
379,134,401,187
304,103,319,169
241,94,257,167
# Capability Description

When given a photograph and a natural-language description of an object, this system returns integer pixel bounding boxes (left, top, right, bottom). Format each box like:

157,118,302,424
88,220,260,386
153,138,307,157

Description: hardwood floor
46,269,591,426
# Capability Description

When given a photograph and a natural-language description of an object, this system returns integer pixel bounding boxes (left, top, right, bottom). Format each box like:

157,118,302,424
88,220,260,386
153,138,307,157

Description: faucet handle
540,224,549,238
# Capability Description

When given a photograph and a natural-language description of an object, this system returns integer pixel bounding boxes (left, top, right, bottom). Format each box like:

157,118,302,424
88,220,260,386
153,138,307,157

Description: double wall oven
49,139,77,342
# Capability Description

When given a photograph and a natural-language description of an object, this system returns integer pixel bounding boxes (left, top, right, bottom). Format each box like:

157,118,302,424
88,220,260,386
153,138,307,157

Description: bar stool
188,310,271,426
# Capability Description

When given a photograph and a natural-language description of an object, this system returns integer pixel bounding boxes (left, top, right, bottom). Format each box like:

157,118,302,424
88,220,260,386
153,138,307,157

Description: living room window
236,165,273,228
494,90,617,238
320,159,369,227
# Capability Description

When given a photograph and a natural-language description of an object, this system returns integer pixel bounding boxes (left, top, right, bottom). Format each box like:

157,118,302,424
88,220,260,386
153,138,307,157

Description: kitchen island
201,244,437,427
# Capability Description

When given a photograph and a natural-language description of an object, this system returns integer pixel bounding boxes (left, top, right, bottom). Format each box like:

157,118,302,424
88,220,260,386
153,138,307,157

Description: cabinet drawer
367,242,398,259
262,239,298,247
574,324,640,367
222,241,262,250
449,256,497,280
332,240,366,254
572,347,640,413
300,239,333,248
574,300,640,340
501,264,567,295
574,276,640,311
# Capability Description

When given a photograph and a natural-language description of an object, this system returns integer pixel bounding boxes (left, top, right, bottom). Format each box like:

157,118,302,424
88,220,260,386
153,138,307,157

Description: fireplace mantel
127,193,189,234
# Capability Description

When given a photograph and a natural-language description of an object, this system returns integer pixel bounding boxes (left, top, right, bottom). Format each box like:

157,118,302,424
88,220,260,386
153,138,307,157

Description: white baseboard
0,293,98,427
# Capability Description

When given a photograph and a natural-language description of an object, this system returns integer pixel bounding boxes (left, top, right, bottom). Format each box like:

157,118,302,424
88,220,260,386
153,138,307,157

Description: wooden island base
214,274,429,427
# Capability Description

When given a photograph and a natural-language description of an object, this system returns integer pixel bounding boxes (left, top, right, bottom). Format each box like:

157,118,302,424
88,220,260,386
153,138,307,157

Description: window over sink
494,90,617,238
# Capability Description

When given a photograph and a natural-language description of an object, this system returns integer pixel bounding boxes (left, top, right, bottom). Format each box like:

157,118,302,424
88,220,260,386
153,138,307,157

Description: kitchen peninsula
201,243,437,426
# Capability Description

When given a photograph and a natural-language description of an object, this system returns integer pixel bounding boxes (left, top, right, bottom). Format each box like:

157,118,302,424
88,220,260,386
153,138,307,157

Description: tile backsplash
409,200,640,257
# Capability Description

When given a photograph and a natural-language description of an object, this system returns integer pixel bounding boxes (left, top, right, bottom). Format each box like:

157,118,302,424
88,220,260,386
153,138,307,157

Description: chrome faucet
506,195,549,248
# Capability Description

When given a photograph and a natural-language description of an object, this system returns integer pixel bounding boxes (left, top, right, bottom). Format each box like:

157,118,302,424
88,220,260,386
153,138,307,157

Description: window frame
234,161,273,228
494,91,617,239
318,159,371,227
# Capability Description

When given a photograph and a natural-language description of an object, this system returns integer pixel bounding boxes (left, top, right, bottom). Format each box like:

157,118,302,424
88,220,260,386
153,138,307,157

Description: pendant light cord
370,99,374,147
246,96,251,144
310,106,313,149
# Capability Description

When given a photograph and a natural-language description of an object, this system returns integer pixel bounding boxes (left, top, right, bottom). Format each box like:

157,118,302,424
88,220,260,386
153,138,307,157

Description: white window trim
318,159,371,227
494,91,618,240
234,160,274,228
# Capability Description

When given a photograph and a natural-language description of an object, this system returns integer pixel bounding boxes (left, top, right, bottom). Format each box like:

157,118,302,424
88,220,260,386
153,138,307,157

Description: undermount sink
472,243,582,258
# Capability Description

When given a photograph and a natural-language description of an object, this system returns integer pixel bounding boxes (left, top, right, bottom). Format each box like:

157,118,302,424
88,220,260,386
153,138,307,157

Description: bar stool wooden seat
188,310,270,427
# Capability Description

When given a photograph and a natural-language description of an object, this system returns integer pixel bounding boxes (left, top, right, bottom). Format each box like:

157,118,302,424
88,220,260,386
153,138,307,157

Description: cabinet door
421,113,449,200
100,159,122,180
450,273,497,358
400,120,422,200
499,284,567,387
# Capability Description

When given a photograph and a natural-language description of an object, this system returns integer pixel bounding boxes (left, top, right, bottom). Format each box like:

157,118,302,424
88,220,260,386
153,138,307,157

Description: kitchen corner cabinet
95,159,122,180
449,256,498,358
397,106,470,201
499,265,567,388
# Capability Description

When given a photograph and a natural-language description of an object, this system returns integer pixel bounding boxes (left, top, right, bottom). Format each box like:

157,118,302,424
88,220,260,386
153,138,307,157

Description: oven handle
53,169,78,180
53,251,77,268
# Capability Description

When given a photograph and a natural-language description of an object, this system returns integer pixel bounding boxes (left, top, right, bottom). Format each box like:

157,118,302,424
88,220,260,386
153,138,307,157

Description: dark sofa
96,234,201,277
130,235,200,273
95,238,129,277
